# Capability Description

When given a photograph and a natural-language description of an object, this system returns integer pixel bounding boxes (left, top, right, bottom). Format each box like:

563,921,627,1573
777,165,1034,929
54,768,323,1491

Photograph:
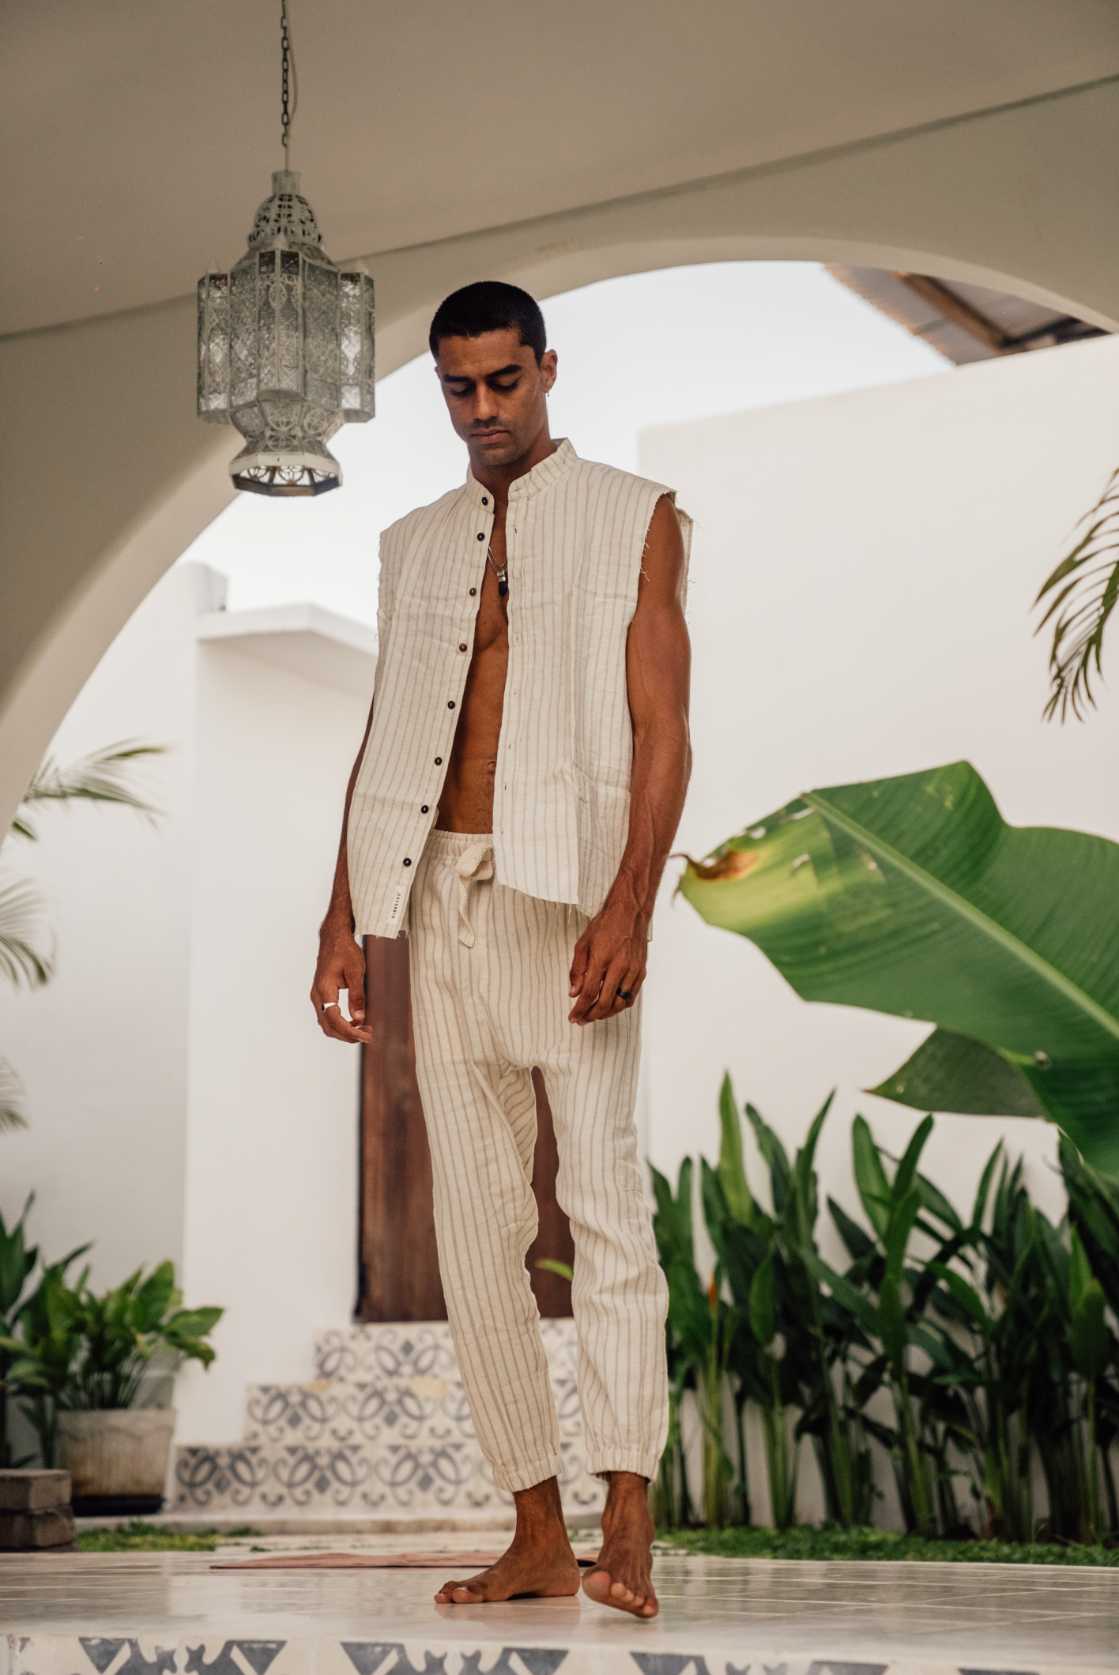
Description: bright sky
178,261,949,622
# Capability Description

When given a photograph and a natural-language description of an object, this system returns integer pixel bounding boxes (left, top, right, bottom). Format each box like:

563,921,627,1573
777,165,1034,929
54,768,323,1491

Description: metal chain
280,0,296,166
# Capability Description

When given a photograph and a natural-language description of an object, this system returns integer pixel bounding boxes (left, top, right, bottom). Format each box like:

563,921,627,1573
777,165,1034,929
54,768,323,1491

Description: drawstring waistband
422,829,495,946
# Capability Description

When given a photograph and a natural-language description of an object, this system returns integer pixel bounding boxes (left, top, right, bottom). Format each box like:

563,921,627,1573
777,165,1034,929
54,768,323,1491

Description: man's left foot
582,1472,659,1618
433,1529,581,1604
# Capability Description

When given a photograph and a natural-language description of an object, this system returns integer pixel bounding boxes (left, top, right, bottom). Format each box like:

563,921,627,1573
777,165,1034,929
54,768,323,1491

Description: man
311,280,693,1619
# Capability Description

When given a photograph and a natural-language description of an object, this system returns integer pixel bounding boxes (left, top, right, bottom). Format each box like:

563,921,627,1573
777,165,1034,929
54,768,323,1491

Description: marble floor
1,1526,1118,1675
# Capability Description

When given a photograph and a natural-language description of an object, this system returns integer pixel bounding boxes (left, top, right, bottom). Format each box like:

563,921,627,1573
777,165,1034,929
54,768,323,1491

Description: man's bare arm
310,688,377,1045
608,492,692,927
320,688,376,939
567,493,692,1023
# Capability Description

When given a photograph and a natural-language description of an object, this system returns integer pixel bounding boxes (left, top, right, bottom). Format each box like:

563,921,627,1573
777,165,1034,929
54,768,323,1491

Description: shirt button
469,586,477,596
435,756,443,764
481,495,489,506
421,804,429,813
447,699,455,708
458,642,467,652
476,531,484,541
403,857,411,866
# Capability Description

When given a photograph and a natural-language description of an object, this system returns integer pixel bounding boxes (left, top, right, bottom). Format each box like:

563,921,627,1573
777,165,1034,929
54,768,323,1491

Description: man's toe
582,1566,612,1601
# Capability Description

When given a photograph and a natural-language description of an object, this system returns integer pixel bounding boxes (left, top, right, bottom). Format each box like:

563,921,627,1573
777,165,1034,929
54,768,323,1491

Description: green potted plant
0,1191,92,1468
1,1258,222,1513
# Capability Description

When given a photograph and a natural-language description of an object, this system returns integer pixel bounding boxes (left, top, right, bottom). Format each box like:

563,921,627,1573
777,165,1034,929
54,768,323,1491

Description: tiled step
242,1375,491,1449
171,1434,600,1519
171,1317,605,1519
310,1318,578,1382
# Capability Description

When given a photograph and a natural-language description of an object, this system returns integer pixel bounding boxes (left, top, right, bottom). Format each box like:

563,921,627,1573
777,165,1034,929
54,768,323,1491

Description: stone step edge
171,1440,603,1481
173,1439,510,1454
312,1319,577,1331
238,1375,574,1400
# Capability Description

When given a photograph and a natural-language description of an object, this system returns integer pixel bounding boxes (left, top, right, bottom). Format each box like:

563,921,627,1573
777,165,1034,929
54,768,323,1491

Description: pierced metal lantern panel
197,168,375,496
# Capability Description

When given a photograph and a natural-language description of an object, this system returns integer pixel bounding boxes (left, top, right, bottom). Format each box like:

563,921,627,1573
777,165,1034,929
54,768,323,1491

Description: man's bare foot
581,1470,659,1619
434,1474,581,1605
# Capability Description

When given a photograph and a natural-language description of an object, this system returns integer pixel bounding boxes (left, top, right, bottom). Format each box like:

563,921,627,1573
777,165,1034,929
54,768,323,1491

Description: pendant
498,569,508,597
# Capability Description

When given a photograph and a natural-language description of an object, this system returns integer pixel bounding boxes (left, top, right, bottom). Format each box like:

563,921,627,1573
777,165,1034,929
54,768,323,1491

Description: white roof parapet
195,601,376,698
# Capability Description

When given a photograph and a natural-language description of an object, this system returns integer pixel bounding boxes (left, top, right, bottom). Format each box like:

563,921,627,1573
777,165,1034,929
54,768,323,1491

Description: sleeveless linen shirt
346,436,693,942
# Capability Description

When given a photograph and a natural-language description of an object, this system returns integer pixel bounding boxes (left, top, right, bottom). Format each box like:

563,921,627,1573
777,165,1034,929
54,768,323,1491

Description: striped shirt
346,435,693,941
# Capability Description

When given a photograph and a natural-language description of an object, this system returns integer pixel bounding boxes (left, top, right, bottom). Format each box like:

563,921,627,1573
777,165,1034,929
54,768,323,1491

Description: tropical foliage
647,1073,1119,1545
0,739,166,1130
1033,460,1119,724
674,760,1119,1175
0,1191,90,1467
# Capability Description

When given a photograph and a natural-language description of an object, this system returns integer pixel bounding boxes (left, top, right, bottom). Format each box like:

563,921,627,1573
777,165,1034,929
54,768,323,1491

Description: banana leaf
716,1070,755,1224
867,1029,1046,1117
674,759,1119,1172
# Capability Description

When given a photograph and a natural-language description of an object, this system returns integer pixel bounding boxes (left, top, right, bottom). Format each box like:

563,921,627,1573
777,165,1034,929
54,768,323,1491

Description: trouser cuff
586,1445,661,1482
490,1451,564,1493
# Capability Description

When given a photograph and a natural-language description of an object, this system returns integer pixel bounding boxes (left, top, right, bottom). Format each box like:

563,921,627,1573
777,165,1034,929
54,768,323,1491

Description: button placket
394,441,573,918
406,486,503,881
494,495,516,797
413,515,490,870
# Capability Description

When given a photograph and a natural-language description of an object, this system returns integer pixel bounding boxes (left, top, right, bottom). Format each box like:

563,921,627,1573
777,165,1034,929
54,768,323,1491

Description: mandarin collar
464,435,576,505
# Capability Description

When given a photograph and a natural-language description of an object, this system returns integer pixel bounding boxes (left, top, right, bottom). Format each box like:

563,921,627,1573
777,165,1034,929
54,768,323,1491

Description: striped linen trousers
406,823,671,1493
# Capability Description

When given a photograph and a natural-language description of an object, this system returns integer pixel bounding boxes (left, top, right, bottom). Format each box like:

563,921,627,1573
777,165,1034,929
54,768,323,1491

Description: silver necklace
485,541,508,598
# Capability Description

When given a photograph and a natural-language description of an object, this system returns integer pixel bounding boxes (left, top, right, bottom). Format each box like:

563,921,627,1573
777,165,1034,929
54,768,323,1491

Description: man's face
435,328,558,471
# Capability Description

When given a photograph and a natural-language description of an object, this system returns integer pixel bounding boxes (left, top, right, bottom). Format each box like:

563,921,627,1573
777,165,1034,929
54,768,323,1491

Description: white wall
0,564,220,1281
174,633,368,1443
637,335,1119,1476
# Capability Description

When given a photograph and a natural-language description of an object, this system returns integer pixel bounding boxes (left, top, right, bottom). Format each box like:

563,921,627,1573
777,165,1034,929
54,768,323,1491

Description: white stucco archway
2,75,1117,831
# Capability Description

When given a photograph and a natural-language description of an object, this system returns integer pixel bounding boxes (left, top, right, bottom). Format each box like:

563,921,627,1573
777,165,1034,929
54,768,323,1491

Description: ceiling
4,0,1119,337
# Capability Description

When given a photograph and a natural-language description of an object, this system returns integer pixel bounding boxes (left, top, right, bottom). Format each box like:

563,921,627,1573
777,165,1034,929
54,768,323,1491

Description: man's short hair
429,281,547,366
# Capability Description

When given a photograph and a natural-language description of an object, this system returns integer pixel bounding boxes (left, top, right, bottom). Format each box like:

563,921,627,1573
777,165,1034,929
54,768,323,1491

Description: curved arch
377,237,1118,405
4,87,1118,832
518,233,1115,335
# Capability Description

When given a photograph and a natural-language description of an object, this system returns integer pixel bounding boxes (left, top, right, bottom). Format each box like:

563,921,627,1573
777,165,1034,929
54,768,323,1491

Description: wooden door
357,932,574,1321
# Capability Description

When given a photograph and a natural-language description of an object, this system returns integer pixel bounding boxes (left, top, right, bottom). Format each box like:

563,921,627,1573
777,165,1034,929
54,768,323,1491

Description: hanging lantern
196,2,374,495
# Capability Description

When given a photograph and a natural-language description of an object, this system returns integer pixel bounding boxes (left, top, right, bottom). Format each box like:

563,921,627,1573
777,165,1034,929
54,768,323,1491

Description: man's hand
311,924,373,1045
568,899,648,1025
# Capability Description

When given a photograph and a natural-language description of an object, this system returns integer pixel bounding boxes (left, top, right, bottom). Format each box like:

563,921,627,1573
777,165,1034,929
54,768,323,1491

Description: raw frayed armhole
638,488,683,588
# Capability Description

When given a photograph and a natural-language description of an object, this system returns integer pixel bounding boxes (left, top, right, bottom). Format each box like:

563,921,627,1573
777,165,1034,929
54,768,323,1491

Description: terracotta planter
56,1407,176,1516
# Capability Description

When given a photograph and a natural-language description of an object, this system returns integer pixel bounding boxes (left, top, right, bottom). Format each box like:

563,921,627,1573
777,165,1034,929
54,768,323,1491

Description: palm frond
0,738,168,1137
1033,464,1119,724
0,1058,29,1132
0,873,54,989
12,740,169,843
